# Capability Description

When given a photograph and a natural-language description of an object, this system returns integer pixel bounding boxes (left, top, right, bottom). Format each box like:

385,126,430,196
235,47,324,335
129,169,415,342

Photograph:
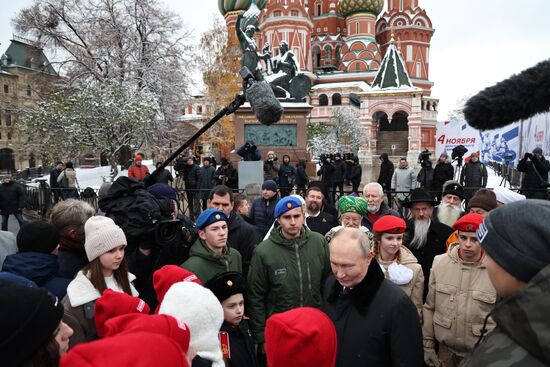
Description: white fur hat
84,216,127,261
493,186,526,205
159,282,224,367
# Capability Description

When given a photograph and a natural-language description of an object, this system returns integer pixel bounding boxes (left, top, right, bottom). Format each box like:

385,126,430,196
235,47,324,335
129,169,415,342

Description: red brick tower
307,0,346,71
376,0,434,94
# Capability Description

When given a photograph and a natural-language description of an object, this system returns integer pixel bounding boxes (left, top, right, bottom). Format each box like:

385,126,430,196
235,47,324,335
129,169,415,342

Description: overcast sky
1,0,549,120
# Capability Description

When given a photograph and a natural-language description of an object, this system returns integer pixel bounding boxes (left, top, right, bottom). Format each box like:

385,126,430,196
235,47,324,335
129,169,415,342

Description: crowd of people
1,150,549,367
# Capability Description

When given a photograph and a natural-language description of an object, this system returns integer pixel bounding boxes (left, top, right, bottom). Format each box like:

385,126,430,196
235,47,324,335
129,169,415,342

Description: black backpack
98,177,173,239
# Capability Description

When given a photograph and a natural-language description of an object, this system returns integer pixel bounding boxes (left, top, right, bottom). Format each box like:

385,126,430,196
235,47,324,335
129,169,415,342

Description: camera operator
214,158,238,189
332,153,347,203
103,181,196,311
517,147,550,199
237,140,261,161
263,151,280,181
417,159,434,191
347,156,362,194
317,154,335,203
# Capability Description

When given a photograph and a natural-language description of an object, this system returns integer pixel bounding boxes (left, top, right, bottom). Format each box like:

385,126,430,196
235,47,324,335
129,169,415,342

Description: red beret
373,215,406,234
452,213,484,232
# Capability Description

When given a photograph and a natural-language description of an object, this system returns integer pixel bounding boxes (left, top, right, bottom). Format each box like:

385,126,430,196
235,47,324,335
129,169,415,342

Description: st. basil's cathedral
218,0,438,167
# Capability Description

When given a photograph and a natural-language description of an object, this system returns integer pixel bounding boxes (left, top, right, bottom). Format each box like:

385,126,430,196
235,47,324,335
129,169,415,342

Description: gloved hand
524,152,533,160
424,347,441,367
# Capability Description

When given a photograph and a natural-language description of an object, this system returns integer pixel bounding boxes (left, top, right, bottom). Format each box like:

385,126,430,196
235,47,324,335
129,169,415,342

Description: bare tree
22,82,156,177
13,0,195,125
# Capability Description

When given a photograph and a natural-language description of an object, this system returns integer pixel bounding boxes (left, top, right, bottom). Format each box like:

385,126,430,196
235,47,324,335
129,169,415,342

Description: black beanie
16,221,60,254
477,199,550,283
0,280,64,366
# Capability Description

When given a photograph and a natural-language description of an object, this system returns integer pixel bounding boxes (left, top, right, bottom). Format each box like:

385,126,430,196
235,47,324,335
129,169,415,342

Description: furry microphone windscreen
464,58,550,130
246,80,284,125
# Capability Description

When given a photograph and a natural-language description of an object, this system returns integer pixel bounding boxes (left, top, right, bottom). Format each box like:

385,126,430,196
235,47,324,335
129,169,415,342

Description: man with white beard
402,188,454,301
432,181,465,227
361,182,400,230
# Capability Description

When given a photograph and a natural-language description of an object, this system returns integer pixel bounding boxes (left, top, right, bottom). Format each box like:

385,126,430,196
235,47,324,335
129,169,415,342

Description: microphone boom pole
144,93,246,187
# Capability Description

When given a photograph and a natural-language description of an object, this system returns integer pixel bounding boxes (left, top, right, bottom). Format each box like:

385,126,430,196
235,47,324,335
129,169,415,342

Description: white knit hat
159,282,224,367
84,216,127,261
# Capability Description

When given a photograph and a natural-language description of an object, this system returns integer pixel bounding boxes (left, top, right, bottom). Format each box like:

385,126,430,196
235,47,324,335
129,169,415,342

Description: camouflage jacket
460,264,550,366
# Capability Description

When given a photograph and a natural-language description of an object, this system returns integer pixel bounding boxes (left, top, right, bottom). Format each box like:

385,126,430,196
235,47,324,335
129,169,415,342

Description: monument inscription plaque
244,124,297,146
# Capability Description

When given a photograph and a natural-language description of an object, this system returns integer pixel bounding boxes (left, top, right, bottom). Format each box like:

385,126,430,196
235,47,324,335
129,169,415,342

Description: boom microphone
240,67,283,125
464,58,550,130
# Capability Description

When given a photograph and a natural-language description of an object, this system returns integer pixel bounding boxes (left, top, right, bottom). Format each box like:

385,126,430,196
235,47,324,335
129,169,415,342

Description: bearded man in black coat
322,228,423,367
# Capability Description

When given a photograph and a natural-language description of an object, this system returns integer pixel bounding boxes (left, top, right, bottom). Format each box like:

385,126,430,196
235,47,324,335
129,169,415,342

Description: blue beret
195,209,228,230
274,196,303,218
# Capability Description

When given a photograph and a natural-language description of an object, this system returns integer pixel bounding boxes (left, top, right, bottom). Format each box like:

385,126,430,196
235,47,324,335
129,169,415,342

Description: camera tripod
499,160,513,187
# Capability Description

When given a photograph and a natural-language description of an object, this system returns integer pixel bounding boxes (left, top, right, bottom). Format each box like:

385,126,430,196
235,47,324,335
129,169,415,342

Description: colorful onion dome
338,0,384,18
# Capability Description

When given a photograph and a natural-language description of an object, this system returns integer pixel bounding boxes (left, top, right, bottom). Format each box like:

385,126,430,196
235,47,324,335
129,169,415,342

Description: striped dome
338,0,384,18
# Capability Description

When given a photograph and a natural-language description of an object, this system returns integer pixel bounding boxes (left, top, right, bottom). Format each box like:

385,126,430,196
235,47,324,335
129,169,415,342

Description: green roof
1,39,57,76
371,40,412,89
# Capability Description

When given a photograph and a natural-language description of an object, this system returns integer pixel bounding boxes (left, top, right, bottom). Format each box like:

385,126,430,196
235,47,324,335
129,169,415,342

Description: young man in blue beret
180,208,242,283
247,196,331,361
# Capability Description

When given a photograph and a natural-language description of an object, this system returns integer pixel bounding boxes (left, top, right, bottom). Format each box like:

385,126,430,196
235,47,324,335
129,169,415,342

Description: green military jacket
247,226,331,343
461,264,550,366
181,238,242,283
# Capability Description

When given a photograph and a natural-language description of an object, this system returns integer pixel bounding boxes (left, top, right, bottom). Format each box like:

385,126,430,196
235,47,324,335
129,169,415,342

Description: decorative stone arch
412,15,428,28
376,19,388,34
324,45,332,61
390,15,411,27
313,45,321,68
332,93,342,106
350,60,368,72
335,45,342,63
319,94,329,106
389,110,409,131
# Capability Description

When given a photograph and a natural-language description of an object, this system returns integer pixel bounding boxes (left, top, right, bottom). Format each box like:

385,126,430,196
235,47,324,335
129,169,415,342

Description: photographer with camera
416,159,434,191
99,179,196,311
237,140,262,161
460,152,488,205
346,155,362,194
278,154,296,198
517,147,550,199
332,153,347,203
264,151,280,181
214,158,238,190
317,154,335,203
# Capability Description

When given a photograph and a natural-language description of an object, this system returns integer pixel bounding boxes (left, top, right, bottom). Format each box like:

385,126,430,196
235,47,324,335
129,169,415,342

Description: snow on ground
30,160,176,189
30,160,513,190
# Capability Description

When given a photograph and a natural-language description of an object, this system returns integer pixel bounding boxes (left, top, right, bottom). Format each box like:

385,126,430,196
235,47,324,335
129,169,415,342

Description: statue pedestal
232,102,315,176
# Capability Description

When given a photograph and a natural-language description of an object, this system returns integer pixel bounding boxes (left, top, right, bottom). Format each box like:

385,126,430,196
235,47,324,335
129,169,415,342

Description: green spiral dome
218,0,267,16
338,0,384,18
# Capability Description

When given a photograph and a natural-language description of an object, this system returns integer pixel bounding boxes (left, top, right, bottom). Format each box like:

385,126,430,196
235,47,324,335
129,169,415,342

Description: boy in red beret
423,213,497,367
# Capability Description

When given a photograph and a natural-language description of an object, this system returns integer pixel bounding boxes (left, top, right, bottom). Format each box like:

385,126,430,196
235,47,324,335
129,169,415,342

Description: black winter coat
50,168,63,188
317,162,335,185
460,160,487,188
348,164,362,186
378,154,394,191
214,165,238,189
184,164,202,189
220,320,257,367
199,166,216,199
432,162,454,192
517,155,550,199
295,164,309,186
250,195,280,238
332,159,347,183
278,163,296,188
0,181,25,214
227,212,261,270
306,212,338,236
152,169,173,185
2,252,71,299
323,259,423,367
404,219,454,300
